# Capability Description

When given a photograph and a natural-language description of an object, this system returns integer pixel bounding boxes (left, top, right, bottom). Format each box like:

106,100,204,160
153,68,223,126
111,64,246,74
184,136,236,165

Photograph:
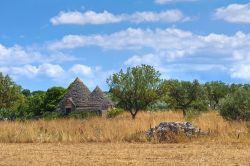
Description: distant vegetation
0,65,250,121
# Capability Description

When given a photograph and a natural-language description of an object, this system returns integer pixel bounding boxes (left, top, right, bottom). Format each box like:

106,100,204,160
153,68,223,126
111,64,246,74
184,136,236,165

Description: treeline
0,73,66,120
108,65,250,120
0,64,250,121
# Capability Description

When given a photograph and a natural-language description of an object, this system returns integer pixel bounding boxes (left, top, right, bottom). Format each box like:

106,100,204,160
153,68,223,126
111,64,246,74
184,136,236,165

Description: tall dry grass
0,111,249,143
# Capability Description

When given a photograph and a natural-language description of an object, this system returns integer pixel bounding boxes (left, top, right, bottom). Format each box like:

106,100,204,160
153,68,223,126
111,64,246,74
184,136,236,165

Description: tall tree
166,79,207,117
0,73,23,110
107,65,164,119
204,81,229,109
43,87,66,113
219,88,250,121
27,91,46,117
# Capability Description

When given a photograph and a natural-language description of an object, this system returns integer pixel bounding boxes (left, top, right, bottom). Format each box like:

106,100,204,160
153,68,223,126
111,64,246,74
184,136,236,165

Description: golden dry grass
0,111,249,166
0,111,249,144
0,143,249,166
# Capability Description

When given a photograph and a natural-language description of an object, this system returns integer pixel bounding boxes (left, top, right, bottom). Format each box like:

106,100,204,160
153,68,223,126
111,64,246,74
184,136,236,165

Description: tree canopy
0,73,23,110
165,79,207,117
107,65,164,119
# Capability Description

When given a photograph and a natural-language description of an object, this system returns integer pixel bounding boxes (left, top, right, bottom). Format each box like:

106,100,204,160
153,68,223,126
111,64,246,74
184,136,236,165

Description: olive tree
204,81,229,109
165,79,207,117
107,65,164,119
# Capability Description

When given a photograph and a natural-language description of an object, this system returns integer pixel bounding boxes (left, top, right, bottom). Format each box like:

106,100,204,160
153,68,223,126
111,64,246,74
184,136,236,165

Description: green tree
166,79,207,117
107,65,164,119
21,89,31,97
27,91,46,117
204,81,229,109
219,88,250,121
0,73,23,110
43,87,65,113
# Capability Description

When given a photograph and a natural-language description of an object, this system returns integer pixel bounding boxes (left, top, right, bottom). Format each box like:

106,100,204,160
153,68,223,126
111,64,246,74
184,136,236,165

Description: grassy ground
0,111,249,143
0,111,249,165
0,143,249,166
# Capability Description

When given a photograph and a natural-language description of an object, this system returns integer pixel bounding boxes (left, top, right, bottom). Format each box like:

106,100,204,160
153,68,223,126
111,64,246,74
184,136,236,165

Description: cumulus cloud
155,0,196,4
69,64,92,76
215,3,250,23
48,27,250,80
51,10,122,25
49,28,200,55
230,64,250,80
50,10,189,25
1,64,65,79
0,44,75,65
49,27,250,60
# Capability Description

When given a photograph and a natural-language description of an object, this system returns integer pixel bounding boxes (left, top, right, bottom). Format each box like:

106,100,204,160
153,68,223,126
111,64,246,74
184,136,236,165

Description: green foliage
165,79,208,117
219,88,250,121
68,111,100,119
43,87,66,113
21,89,31,97
26,91,46,117
0,73,23,110
106,108,124,118
42,112,64,120
204,81,229,109
107,64,165,119
147,101,169,111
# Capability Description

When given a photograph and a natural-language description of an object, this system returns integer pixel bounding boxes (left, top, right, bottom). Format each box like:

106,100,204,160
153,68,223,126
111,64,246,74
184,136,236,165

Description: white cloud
129,10,190,23
125,53,162,67
51,10,122,25
0,44,75,65
49,28,200,55
50,10,189,25
6,64,65,79
215,3,250,23
69,64,92,76
48,27,250,80
155,0,196,4
230,64,250,80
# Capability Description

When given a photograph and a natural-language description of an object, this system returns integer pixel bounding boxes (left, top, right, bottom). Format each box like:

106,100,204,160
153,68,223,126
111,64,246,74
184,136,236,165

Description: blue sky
0,0,250,91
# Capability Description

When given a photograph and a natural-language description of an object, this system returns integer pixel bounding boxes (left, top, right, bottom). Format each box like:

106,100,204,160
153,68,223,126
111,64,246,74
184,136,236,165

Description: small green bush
106,108,124,118
42,112,64,120
219,88,250,121
68,111,99,119
147,101,169,111
190,100,208,112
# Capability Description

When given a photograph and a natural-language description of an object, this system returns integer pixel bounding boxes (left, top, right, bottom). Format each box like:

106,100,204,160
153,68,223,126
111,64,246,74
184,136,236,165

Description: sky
0,0,250,91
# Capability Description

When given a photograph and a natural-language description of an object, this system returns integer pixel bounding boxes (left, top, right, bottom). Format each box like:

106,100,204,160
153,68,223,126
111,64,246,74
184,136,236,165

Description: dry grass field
0,143,249,166
0,111,249,165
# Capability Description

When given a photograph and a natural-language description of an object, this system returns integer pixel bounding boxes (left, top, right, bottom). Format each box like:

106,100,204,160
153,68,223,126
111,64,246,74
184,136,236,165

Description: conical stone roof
86,86,113,111
58,77,91,110
57,78,113,112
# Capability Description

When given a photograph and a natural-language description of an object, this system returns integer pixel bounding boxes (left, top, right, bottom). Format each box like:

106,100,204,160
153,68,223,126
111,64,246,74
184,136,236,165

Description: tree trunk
129,109,138,120
182,109,187,117
132,113,136,119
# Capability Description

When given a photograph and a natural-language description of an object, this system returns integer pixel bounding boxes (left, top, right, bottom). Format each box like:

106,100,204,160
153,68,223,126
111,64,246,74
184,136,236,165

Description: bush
190,100,208,112
68,111,99,119
106,108,124,118
219,88,250,121
42,112,64,120
147,101,169,111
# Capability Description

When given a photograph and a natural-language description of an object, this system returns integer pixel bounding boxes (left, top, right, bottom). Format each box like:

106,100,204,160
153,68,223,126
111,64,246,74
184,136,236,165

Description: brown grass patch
0,143,249,166
0,111,249,143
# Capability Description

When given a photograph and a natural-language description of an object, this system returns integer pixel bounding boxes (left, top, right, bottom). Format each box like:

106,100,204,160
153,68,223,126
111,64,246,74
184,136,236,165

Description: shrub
147,101,169,111
68,111,99,119
42,112,64,120
190,100,208,112
219,88,250,121
106,108,124,118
